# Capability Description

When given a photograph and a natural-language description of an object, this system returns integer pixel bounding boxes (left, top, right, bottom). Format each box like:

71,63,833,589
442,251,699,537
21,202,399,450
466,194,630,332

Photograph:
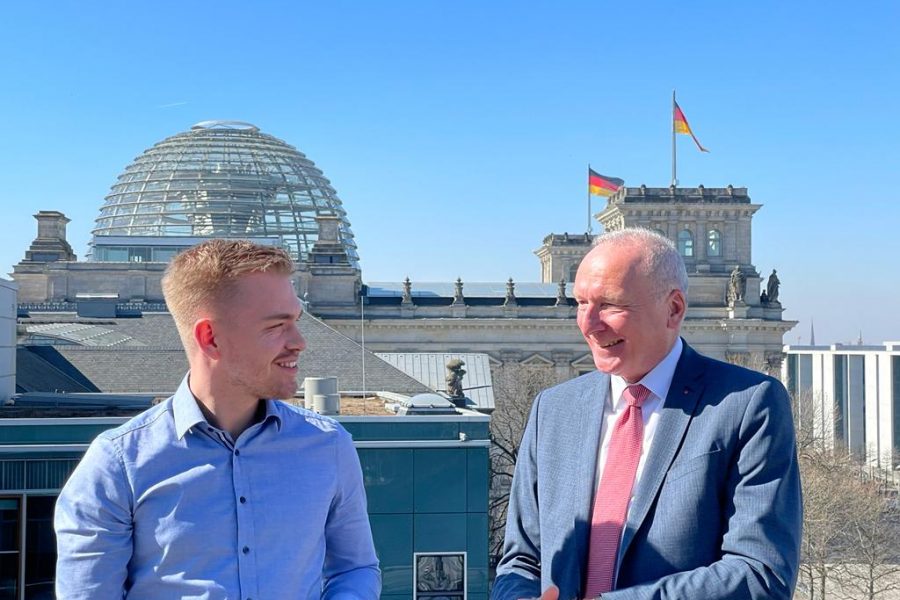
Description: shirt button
239,496,247,504
242,546,250,554
234,449,241,456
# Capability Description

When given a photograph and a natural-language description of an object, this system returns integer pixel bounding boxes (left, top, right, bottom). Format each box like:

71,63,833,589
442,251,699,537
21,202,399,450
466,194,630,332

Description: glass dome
90,120,359,266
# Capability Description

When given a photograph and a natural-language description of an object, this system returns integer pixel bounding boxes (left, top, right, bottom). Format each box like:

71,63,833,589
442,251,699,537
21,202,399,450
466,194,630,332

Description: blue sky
1,1,897,345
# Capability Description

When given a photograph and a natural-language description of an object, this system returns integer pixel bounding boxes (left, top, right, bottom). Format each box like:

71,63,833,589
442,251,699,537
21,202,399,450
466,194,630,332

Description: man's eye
597,303,625,313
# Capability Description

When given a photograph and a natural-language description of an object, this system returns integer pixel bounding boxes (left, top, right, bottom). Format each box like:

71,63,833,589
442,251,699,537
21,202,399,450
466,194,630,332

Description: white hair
593,228,689,294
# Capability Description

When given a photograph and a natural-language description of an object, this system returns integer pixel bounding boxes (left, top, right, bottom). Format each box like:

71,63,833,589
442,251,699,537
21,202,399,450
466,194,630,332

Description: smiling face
212,271,306,401
574,242,685,383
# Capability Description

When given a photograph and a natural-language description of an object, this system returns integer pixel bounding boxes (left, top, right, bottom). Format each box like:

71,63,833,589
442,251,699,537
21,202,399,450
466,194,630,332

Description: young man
492,229,801,599
55,240,380,599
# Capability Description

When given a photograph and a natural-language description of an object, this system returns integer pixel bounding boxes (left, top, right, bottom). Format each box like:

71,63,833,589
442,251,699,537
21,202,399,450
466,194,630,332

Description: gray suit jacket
492,342,801,600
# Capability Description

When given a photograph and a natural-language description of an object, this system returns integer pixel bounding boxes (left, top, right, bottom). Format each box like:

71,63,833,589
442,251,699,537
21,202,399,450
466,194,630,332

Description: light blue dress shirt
54,375,381,599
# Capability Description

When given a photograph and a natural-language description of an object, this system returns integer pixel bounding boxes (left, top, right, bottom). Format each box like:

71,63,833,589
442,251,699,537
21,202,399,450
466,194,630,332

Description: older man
492,229,801,600
55,240,380,599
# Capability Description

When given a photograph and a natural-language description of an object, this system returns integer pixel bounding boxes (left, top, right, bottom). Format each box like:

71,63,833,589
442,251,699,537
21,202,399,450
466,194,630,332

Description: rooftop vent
75,293,119,318
395,393,459,416
304,376,340,415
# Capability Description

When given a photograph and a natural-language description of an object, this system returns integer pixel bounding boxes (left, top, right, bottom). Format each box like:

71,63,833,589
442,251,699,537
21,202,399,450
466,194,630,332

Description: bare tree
839,470,900,600
724,351,767,373
793,388,900,600
488,364,561,567
791,386,850,600
798,440,860,600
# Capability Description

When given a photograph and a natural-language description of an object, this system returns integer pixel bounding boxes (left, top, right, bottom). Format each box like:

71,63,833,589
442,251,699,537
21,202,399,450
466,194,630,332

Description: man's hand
519,584,559,600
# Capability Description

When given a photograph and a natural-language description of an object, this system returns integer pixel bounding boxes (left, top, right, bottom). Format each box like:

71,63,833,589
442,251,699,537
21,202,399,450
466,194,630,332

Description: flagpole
587,163,592,234
671,89,677,186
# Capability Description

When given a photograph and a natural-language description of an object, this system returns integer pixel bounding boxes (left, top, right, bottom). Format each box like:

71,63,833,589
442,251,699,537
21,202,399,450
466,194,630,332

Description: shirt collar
173,373,284,440
261,400,284,432
610,337,684,408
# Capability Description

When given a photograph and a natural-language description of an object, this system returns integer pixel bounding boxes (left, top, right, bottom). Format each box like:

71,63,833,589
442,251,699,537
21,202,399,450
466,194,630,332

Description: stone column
696,218,707,263
552,352,574,381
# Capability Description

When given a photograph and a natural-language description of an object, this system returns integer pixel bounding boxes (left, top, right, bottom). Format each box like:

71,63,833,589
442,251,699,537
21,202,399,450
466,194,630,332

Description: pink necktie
584,384,651,597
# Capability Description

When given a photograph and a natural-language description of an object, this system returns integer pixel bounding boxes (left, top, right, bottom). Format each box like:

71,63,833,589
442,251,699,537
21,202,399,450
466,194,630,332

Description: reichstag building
12,120,795,383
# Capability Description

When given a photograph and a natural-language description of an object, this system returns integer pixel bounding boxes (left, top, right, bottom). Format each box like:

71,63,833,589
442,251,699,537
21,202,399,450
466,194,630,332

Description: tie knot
622,384,651,408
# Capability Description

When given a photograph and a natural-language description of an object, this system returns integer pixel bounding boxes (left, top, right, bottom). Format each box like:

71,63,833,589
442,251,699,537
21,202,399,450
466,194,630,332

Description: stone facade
534,232,594,283
20,211,77,264
12,184,795,380
597,185,757,273
596,186,781,320
324,314,585,382
313,185,794,377
298,215,362,311
0,278,16,402
318,296,792,379
14,260,167,304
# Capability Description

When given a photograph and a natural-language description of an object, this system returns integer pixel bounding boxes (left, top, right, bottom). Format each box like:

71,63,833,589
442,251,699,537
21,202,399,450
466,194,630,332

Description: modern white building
0,278,16,403
783,343,900,471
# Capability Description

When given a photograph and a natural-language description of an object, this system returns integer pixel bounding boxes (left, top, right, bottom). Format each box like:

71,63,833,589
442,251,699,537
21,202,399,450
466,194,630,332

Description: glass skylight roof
90,121,358,266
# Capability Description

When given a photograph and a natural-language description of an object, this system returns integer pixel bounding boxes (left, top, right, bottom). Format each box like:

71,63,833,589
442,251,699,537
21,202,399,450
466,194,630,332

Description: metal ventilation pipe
303,377,338,413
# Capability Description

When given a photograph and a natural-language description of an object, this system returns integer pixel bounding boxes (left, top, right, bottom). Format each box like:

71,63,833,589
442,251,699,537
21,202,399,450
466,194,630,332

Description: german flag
673,100,709,153
589,168,624,197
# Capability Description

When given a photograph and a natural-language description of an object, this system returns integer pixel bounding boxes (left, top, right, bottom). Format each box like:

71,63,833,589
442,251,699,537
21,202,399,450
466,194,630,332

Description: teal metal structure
0,411,490,600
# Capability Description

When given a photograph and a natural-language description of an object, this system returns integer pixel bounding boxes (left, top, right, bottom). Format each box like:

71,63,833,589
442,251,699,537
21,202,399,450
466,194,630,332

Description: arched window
568,264,579,282
653,228,667,238
678,229,694,257
707,229,722,257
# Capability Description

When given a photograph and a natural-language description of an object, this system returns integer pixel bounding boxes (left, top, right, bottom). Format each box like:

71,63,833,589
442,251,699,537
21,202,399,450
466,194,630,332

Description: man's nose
583,305,608,330
288,322,307,352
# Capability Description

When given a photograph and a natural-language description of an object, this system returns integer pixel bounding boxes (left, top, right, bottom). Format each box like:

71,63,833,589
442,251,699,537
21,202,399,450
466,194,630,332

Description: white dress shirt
591,337,684,510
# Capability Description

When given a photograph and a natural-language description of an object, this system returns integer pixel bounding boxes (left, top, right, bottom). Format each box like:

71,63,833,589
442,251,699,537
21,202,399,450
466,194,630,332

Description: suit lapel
618,342,706,562
568,371,610,588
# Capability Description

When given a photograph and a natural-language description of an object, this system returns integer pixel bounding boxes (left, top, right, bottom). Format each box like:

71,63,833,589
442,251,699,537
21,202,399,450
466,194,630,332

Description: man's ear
193,318,221,360
667,289,687,329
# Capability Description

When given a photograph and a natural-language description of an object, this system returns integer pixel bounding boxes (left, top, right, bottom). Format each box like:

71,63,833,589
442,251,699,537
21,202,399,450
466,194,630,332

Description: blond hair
162,240,294,348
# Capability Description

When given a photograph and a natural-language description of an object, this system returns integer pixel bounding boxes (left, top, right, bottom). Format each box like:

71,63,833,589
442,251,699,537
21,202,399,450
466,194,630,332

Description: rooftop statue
445,358,466,402
766,269,780,304
728,265,746,305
